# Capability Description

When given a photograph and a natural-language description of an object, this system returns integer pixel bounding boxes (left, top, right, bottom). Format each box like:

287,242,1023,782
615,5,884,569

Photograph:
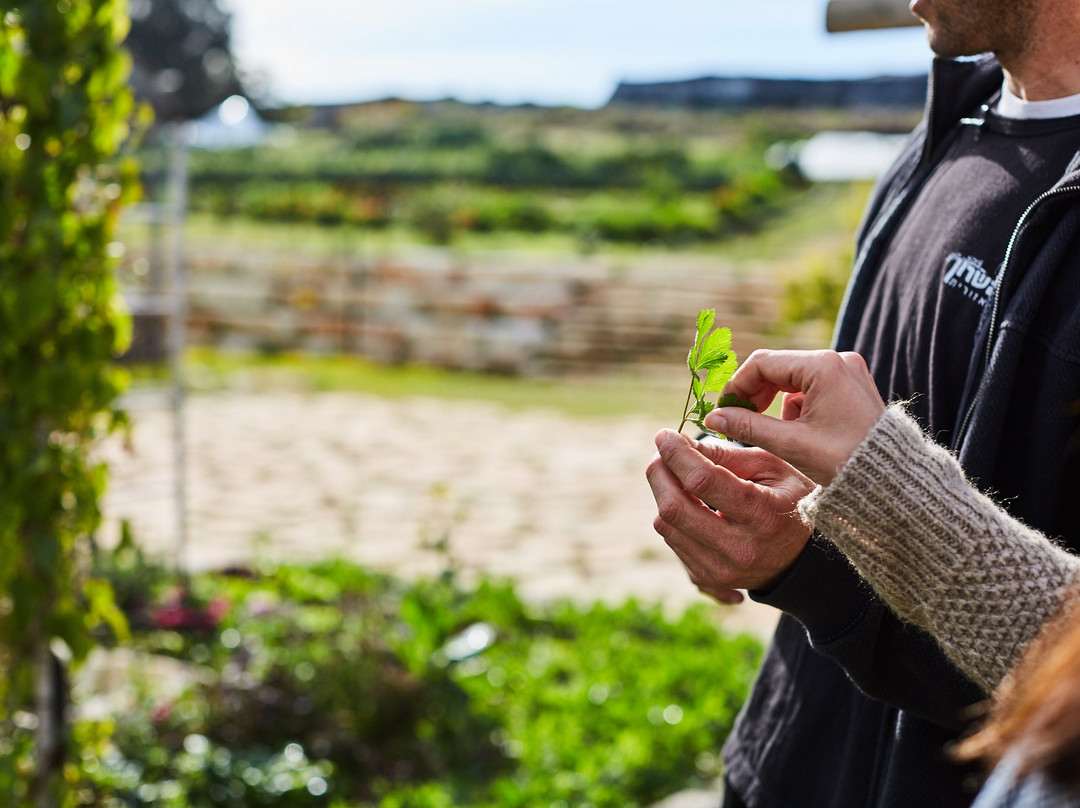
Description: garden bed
76,543,763,807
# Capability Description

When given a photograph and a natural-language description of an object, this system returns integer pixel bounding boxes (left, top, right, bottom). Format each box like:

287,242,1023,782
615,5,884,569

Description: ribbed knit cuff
799,404,1080,692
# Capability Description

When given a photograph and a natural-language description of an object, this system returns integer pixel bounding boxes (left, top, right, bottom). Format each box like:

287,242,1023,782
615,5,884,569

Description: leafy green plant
778,249,853,338
83,554,763,807
0,2,138,804
678,309,755,436
174,105,805,248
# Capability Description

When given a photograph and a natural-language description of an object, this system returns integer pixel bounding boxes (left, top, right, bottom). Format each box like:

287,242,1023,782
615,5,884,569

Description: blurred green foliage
772,181,871,337
780,249,853,333
177,100,813,248
79,544,762,807
0,1,140,803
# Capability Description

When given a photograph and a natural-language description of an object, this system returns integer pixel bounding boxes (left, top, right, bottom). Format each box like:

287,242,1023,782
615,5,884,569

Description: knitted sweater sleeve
799,403,1080,694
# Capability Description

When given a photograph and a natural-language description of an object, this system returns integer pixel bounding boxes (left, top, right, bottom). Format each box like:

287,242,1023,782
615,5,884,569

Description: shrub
454,195,556,234
82,556,763,807
777,249,853,339
712,169,786,232
407,196,458,245
0,2,137,803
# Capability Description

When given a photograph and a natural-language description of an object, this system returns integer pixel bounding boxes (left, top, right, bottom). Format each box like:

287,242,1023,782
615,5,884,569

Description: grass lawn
127,347,793,429
128,347,691,423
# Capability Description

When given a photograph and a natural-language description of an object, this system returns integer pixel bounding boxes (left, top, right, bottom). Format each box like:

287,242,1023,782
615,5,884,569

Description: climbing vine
0,1,138,803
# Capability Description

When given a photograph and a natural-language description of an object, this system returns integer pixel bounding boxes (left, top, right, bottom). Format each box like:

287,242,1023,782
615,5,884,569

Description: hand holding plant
703,348,885,485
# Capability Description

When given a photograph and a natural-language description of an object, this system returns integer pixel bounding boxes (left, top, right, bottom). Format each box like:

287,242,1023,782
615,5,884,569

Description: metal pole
167,122,190,571
31,637,59,808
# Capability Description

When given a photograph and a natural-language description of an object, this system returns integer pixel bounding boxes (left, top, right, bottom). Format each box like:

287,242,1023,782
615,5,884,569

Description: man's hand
705,349,886,486
646,430,815,604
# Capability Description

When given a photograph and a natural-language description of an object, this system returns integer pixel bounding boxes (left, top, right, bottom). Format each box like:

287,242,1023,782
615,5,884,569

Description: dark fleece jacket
723,55,1080,808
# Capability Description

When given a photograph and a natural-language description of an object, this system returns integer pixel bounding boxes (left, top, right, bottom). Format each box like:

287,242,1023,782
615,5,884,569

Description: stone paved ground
98,389,780,641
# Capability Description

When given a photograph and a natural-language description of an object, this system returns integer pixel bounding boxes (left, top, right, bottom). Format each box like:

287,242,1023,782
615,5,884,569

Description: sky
221,0,934,109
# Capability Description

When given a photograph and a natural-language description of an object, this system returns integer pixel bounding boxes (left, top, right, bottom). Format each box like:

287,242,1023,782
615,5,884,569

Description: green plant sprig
678,309,756,437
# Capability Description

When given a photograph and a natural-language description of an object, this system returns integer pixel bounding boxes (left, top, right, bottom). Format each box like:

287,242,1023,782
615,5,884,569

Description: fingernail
705,411,727,431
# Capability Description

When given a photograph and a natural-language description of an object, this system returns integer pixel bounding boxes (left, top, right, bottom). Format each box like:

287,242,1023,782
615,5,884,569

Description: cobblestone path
99,390,780,640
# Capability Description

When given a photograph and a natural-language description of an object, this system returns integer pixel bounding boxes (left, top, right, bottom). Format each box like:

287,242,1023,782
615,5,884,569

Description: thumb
705,407,810,471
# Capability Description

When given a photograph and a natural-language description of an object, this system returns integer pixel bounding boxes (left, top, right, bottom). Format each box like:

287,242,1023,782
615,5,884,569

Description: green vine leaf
716,392,758,411
678,309,756,437
1,3,137,799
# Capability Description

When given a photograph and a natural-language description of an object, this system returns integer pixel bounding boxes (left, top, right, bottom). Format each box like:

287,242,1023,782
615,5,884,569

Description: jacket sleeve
752,405,1080,722
753,535,985,728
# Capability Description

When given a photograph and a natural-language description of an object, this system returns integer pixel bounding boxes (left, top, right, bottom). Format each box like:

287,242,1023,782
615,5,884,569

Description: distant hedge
186,143,731,191
189,171,792,246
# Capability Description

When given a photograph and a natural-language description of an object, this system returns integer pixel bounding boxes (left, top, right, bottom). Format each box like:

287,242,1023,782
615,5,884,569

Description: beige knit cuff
797,403,1080,693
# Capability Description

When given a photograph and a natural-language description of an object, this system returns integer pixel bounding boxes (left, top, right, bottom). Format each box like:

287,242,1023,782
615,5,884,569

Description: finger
724,349,823,411
781,391,804,422
687,435,784,481
703,588,745,605
680,555,745,604
647,450,726,533
657,511,792,598
655,519,745,594
654,427,686,449
704,407,815,479
839,350,871,375
654,431,775,523
650,463,743,541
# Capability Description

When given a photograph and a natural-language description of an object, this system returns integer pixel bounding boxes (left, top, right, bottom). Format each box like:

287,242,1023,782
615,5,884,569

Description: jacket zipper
954,182,1080,448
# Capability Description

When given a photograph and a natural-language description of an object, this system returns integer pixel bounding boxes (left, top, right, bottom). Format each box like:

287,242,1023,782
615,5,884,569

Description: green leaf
83,577,130,644
698,351,729,371
696,308,715,342
702,354,738,394
687,308,716,371
11,269,56,339
716,393,758,411
0,2,136,785
696,327,733,369
692,418,719,438
692,398,715,418
678,310,743,434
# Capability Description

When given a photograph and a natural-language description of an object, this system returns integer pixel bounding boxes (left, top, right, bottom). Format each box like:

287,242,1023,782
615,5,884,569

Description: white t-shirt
997,82,1080,119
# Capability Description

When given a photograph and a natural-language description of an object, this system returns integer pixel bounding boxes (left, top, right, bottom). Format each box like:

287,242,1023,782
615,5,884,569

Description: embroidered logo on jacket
943,252,998,306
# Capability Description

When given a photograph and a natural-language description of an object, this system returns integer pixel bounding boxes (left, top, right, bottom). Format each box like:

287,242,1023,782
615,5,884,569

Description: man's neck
1004,69,1080,102
1000,14,1080,100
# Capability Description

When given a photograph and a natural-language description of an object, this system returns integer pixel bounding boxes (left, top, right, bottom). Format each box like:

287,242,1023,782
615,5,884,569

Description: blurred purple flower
152,587,230,632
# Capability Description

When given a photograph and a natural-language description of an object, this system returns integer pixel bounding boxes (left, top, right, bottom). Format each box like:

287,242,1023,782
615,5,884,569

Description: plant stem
678,373,695,433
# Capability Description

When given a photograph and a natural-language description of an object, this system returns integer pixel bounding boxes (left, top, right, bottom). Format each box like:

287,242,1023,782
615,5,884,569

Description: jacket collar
925,56,1080,189
923,55,1003,162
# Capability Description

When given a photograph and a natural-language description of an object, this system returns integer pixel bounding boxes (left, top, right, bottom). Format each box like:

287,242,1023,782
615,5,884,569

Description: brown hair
956,595,1080,788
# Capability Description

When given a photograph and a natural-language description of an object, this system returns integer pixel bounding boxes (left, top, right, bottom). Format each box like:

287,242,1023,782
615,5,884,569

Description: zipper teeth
955,183,1080,447
983,184,1080,372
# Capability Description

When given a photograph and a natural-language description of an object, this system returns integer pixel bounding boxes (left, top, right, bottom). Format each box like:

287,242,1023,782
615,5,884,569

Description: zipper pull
976,103,990,142
959,103,991,142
